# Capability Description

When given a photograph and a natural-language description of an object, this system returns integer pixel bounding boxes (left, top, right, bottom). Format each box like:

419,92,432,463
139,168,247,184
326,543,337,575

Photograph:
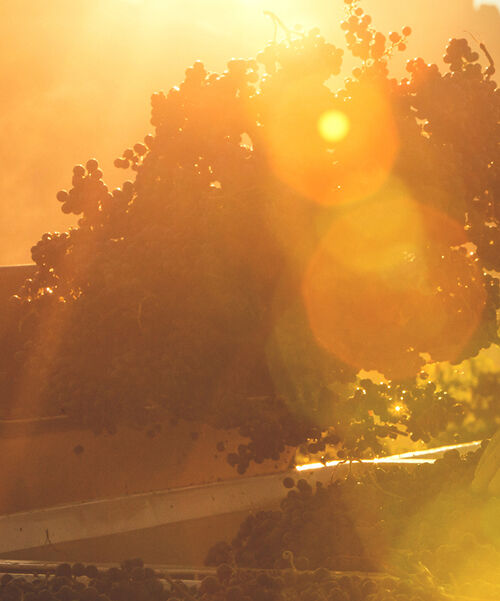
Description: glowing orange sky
1,0,499,265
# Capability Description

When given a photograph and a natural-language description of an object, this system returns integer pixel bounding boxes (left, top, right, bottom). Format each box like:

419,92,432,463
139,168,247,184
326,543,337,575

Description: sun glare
318,110,350,143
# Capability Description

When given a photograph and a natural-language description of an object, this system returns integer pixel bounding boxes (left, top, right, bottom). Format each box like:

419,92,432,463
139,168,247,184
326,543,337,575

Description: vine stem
336,457,405,499
463,31,496,79
263,11,305,43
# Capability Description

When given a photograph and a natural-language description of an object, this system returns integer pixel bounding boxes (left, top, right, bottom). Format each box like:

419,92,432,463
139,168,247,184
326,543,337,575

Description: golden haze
0,0,499,264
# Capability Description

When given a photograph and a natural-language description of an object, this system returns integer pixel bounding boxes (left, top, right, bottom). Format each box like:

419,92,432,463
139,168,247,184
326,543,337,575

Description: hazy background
1,0,499,265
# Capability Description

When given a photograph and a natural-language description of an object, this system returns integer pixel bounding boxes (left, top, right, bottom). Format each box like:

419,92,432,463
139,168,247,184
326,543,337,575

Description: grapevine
1,0,498,469
207,447,500,597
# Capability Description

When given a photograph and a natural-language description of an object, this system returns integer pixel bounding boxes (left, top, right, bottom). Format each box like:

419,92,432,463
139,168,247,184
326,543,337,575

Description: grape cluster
0,559,182,601
256,27,343,82
224,399,316,474
207,448,500,597
197,565,447,601
0,559,456,601
56,160,107,221
444,38,480,73
404,37,499,278
296,376,466,463
340,1,412,62
114,139,151,171
1,1,498,468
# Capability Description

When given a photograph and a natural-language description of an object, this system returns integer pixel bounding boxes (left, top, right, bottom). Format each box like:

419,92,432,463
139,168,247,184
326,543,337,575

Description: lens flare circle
263,77,399,208
302,178,486,379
